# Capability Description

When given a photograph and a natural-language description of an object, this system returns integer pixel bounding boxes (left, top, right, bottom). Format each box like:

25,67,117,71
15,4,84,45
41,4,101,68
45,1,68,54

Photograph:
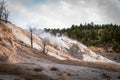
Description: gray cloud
7,0,120,29
62,0,120,24
96,0,120,24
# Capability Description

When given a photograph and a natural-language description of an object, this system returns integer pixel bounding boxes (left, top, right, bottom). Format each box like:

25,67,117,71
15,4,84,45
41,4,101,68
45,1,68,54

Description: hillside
0,21,120,80
45,23,120,53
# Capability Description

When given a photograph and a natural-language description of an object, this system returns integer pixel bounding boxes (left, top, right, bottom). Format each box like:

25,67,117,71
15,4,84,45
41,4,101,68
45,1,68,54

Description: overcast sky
7,0,120,29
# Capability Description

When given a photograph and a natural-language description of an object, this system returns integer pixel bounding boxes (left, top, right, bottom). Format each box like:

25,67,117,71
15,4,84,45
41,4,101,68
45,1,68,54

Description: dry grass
88,46,105,52
23,73,53,80
83,61,120,72
0,62,54,80
0,62,22,75
55,60,120,72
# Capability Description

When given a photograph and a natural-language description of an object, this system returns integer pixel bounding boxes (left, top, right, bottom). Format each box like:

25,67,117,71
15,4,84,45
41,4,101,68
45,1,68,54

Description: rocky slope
0,20,117,63
0,21,120,80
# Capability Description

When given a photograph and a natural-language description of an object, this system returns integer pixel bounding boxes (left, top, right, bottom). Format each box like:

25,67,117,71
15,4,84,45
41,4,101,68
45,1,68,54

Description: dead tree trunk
43,43,46,54
42,38,49,54
4,9,9,23
0,1,4,21
30,28,33,48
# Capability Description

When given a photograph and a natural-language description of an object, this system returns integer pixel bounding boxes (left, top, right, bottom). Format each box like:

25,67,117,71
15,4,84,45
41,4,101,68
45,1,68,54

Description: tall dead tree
30,27,33,48
0,0,5,20
0,0,9,22
4,9,9,22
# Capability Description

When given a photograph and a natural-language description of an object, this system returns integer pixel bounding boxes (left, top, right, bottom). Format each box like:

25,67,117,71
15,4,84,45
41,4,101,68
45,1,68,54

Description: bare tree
42,38,50,54
0,0,5,20
0,1,3,20
0,0,9,22
29,27,33,48
4,9,9,22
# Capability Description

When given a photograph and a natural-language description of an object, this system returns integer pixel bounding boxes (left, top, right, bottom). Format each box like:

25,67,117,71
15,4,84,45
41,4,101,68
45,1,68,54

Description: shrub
101,73,112,79
50,67,59,71
112,42,120,53
118,75,120,79
59,72,68,80
33,67,44,72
